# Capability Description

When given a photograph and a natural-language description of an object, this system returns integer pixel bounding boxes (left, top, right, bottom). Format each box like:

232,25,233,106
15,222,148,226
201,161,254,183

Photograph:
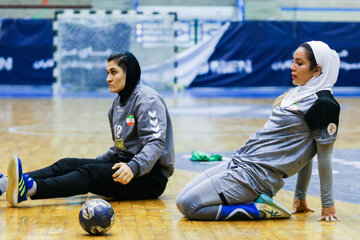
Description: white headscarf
281,41,340,107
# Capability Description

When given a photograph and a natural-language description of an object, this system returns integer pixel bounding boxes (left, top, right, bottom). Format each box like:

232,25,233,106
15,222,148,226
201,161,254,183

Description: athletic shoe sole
6,156,19,206
256,194,292,219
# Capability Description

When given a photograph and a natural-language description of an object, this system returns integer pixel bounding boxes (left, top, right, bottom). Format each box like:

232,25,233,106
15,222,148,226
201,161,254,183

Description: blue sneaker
0,173,7,196
6,156,34,206
255,194,292,219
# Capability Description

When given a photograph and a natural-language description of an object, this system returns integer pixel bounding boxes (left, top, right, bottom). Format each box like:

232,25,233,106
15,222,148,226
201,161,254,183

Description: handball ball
79,198,115,235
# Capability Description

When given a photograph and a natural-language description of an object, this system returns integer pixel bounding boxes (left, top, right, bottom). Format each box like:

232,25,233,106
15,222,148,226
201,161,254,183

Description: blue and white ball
79,198,115,235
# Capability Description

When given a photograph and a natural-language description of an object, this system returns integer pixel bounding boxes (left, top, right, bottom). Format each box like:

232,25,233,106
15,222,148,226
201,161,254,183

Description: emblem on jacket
327,123,337,135
148,110,156,118
286,102,299,111
148,110,161,138
116,106,124,113
126,115,135,126
115,139,126,150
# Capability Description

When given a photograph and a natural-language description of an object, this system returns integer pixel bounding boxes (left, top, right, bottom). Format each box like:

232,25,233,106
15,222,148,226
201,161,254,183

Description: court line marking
332,157,360,169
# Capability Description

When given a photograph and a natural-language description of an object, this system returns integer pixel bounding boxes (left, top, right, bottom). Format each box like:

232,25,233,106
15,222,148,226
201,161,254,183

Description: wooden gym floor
0,94,359,239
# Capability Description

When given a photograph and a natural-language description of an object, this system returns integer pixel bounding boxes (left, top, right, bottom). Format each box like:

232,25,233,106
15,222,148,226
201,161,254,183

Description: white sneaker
0,173,8,196
255,194,292,219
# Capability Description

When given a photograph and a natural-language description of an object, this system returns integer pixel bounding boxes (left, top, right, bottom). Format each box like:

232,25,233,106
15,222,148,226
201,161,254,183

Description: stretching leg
30,161,167,200
176,176,224,220
176,160,290,220
27,158,112,179
176,175,261,220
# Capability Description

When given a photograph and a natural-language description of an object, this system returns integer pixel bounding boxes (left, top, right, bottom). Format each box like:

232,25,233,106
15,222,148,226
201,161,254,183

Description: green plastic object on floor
191,150,222,161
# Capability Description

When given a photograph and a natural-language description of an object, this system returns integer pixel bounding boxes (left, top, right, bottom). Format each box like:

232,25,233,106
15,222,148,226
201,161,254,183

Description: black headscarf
110,51,141,104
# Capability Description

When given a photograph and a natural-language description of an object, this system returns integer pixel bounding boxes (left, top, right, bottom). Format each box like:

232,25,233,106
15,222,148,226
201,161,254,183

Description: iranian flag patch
126,115,135,126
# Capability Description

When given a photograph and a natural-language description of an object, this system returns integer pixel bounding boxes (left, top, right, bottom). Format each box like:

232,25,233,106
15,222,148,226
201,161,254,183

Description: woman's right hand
292,198,315,213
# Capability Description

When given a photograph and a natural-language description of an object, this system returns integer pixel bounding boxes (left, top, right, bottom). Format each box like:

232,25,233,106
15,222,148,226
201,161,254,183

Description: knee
53,158,72,167
175,193,198,219
175,193,184,213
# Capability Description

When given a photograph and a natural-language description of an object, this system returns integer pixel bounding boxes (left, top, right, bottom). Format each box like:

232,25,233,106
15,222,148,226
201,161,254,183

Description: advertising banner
191,21,360,87
0,19,54,85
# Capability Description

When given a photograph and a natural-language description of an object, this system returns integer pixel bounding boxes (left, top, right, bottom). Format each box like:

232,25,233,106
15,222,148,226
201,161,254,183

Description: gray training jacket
97,83,175,178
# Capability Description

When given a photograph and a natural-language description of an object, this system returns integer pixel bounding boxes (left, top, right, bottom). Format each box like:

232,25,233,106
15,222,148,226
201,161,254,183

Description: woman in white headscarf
176,41,341,222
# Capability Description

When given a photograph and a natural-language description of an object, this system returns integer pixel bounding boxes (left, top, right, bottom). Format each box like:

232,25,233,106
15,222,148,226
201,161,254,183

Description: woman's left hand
318,206,340,222
112,162,134,185
292,198,314,213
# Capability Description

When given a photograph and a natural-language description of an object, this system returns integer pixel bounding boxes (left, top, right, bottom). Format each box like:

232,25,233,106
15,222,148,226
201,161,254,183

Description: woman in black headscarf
4,52,175,207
